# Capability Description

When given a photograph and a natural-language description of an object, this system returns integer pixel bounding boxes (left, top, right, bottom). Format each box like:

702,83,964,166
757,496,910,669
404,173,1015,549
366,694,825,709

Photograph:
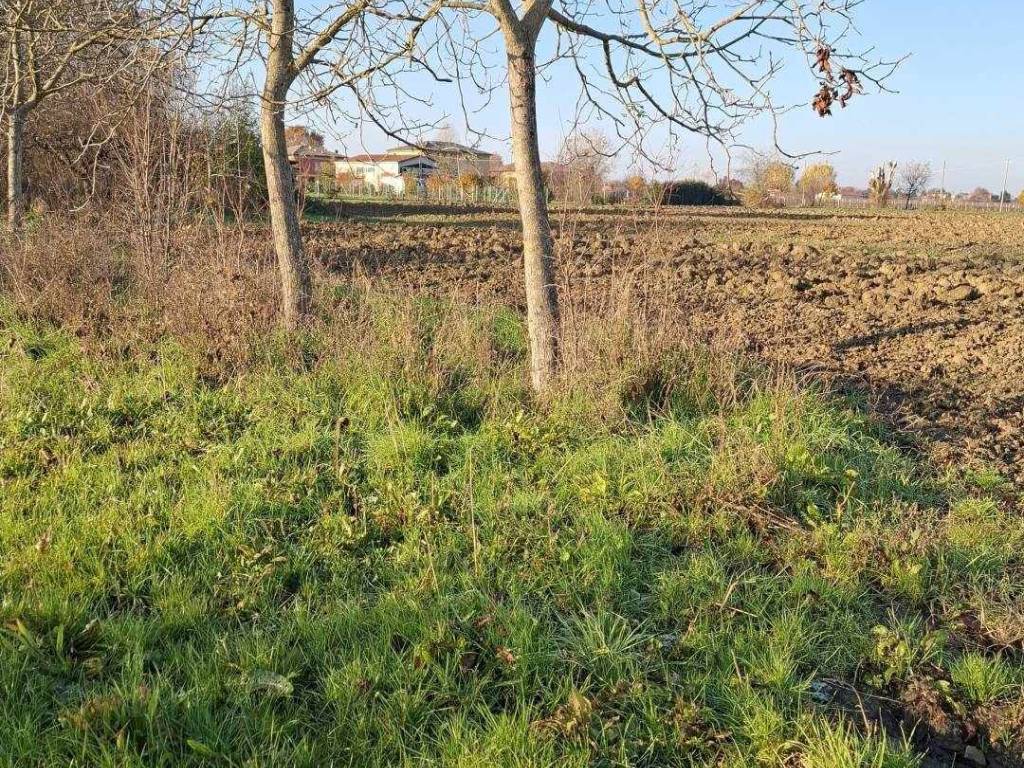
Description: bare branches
292,2,370,77
2,1,195,113
538,0,899,159
355,0,901,179
1,0,197,229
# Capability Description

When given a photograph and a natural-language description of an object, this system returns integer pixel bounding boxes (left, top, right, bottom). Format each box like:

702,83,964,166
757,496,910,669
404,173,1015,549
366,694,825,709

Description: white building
387,141,498,178
335,153,436,194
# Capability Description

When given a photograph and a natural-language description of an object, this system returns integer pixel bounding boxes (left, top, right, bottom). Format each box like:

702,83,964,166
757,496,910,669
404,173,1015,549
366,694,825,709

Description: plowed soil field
304,202,1024,483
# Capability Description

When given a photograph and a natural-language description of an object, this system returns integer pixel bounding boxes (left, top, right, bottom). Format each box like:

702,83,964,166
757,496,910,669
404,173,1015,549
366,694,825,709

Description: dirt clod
942,284,981,303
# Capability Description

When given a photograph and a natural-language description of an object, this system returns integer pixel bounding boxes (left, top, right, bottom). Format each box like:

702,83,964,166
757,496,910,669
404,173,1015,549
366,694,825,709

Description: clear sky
302,1,1024,194
745,0,1024,194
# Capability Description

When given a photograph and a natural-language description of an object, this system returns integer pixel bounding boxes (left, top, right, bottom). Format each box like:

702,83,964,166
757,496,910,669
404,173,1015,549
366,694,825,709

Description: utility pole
999,159,1010,212
940,160,946,195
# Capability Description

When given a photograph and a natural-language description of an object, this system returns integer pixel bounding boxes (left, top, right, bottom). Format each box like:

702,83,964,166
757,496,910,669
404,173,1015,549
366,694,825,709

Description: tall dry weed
1,216,277,373
3,204,787,419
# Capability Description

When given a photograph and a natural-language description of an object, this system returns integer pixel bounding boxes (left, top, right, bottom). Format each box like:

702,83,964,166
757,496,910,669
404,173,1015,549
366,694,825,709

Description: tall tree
550,131,612,207
740,154,795,206
411,0,899,392
798,163,838,205
200,0,427,329
868,162,897,207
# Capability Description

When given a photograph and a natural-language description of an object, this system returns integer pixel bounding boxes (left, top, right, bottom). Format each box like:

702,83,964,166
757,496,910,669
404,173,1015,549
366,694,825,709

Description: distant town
286,126,1021,210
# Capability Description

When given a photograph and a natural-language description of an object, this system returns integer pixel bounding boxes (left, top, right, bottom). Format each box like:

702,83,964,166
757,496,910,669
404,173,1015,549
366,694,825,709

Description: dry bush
740,184,773,208
425,172,454,196
868,162,897,207
0,56,263,230
550,131,612,207
457,171,484,193
2,202,768,412
111,77,267,265
1,216,278,374
560,272,751,413
550,208,762,420
1,221,127,327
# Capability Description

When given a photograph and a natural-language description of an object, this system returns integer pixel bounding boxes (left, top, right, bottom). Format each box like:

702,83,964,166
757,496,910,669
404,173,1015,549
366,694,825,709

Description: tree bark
6,109,26,232
259,93,310,329
507,46,560,393
260,0,311,330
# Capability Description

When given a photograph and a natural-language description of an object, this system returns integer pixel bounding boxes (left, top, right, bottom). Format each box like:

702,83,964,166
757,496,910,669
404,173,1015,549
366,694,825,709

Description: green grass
1,296,1023,767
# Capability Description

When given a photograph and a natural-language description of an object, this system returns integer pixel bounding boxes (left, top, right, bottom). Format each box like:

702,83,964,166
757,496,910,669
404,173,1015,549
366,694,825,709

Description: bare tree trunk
508,47,560,393
260,0,310,330
6,109,26,232
259,92,310,329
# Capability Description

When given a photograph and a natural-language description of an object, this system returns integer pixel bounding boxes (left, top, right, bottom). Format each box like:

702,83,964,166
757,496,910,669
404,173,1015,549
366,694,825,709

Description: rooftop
288,146,343,160
340,153,433,163
388,141,496,158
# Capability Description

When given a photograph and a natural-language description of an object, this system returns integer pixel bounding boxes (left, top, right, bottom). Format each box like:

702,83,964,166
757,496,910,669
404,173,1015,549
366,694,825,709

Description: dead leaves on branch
839,69,863,106
812,46,864,116
815,45,833,78
813,83,836,117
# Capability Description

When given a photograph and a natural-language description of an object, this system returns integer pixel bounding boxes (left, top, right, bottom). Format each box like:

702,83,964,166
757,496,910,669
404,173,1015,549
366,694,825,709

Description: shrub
660,179,731,206
868,162,897,207
740,184,774,208
457,171,484,193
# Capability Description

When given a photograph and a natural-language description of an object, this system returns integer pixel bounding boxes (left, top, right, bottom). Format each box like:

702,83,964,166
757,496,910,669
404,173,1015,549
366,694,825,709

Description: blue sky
750,0,1024,193
302,1,1024,193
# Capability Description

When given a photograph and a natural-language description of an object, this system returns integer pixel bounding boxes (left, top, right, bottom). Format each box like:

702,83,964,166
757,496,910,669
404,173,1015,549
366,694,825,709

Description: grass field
2,281,1023,766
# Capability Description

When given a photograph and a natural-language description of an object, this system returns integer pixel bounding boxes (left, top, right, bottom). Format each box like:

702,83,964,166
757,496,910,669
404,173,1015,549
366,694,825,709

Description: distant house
334,140,497,193
335,153,437,194
289,145,343,181
921,190,952,205
286,126,342,181
389,141,498,178
838,186,868,198
284,133,500,194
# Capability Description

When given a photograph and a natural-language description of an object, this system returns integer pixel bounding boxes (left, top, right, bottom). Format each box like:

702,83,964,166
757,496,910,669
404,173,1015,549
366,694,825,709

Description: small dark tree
897,161,931,209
